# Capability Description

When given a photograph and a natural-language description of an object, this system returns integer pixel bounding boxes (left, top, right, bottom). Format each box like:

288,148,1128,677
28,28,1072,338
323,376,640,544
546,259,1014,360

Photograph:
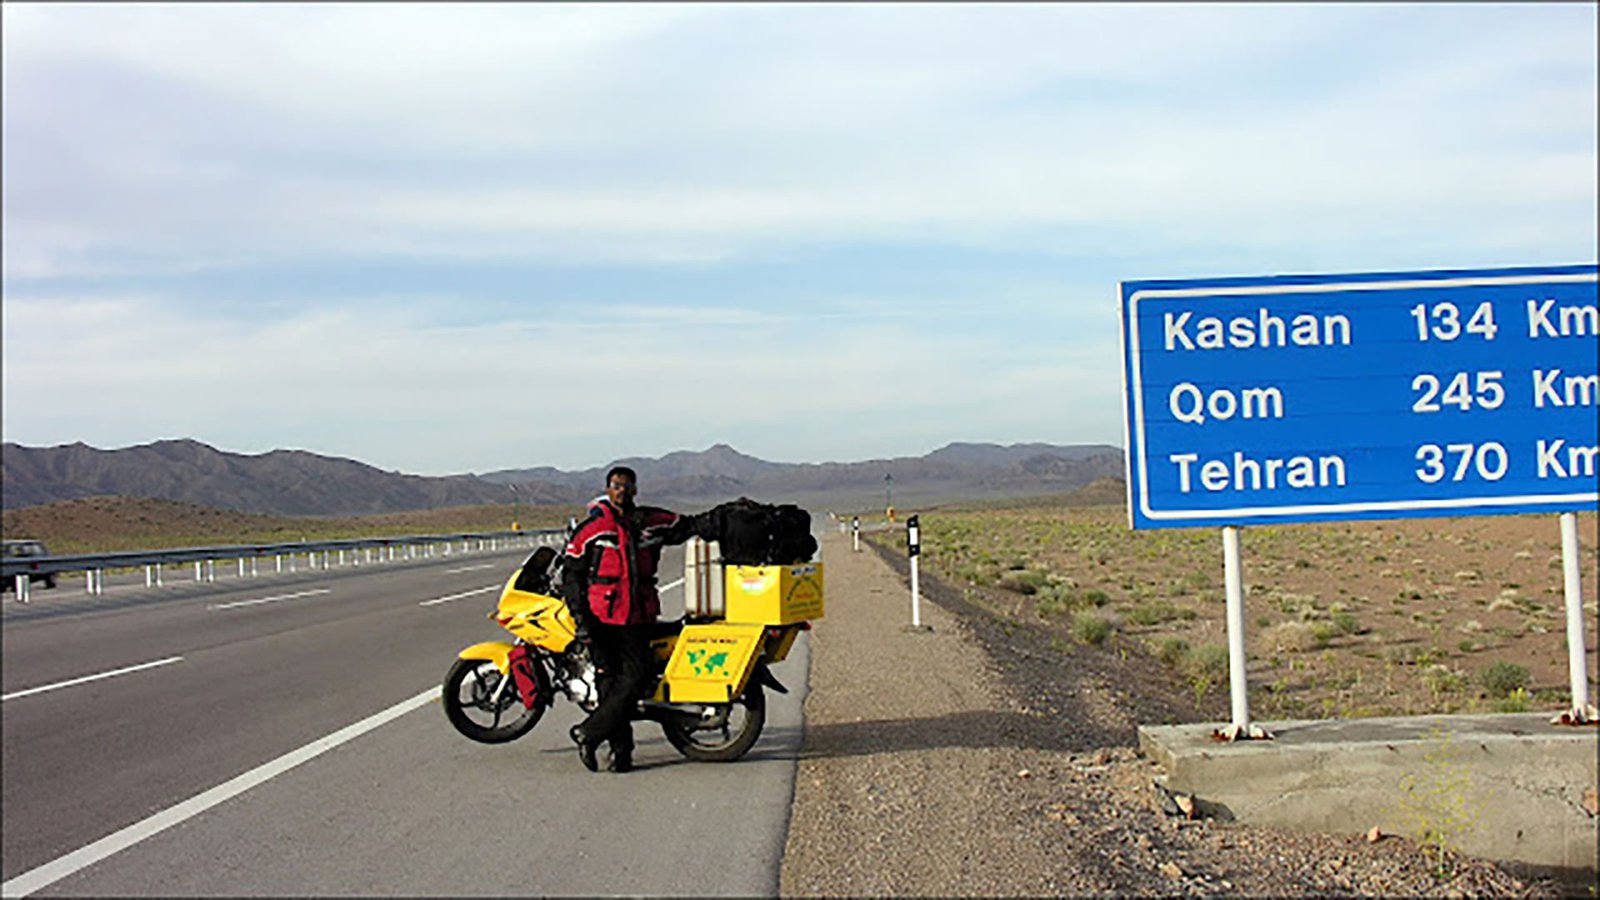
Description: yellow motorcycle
442,545,822,762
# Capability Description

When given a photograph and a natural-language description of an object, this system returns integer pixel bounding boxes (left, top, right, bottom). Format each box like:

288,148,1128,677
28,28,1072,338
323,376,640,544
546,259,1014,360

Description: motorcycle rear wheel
443,657,548,743
661,683,766,762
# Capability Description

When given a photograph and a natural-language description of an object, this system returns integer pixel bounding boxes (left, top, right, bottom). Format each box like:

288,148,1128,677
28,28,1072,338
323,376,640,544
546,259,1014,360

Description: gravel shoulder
779,532,1582,897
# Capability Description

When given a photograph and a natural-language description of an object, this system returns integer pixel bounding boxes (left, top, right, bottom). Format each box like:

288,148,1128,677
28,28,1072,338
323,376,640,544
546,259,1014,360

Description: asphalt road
1,539,809,897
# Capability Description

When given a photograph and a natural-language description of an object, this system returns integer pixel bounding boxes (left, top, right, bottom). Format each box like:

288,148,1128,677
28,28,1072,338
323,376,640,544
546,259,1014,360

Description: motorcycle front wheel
442,657,548,744
661,682,766,762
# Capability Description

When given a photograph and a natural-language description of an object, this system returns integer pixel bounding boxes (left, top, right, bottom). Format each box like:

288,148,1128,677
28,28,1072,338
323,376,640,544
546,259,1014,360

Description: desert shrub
1082,589,1111,607
1126,600,1198,627
1126,603,1165,626
1034,588,1071,618
1072,612,1113,645
1187,643,1230,679
998,570,1048,595
1154,637,1190,667
1331,610,1362,635
1479,662,1530,698
1309,621,1340,646
1423,664,1467,697
1493,687,1532,713
1266,621,1318,653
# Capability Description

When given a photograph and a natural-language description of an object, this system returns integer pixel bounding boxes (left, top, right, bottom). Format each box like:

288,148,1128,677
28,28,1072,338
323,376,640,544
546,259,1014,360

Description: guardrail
2,528,567,602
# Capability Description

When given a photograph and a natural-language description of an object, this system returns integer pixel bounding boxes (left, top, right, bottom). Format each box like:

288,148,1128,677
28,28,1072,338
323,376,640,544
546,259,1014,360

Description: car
2,539,57,591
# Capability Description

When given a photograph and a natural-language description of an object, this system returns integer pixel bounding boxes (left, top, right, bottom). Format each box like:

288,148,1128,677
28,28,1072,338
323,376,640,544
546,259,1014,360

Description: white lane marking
419,585,498,607
444,564,498,574
416,579,680,610
209,589,331,611
1,657,185,703
0,687,435,898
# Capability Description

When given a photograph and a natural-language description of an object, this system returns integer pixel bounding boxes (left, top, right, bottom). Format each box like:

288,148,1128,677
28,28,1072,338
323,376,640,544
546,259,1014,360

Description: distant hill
0,440,520,516
477,441,1125,512
2,439,1124,517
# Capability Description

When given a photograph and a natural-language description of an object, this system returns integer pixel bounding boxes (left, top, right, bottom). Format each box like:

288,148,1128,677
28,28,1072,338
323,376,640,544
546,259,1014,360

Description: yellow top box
723,563,824,625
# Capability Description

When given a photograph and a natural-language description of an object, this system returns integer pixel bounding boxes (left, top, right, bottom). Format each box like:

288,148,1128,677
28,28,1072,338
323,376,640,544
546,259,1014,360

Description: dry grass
869,495,1599,721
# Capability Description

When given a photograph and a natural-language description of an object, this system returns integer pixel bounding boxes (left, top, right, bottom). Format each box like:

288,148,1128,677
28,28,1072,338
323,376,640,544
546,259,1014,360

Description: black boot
571,725,601,773
606,745,633,773
606,741,633,773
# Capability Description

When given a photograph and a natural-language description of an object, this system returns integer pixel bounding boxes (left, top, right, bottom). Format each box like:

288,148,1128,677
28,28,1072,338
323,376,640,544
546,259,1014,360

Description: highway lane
2,540,811,896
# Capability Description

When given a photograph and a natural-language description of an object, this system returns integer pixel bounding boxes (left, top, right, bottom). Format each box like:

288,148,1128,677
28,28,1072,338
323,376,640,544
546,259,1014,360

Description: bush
1126,600,1196,627
1187,643,1230,679
1423,664,1467,697
1309,621,1340,646
1331,610,1362,635
1266,621,1318,654
1035,588,1070,618
1083,589,1111,607
1072,612,1113,645
998,570,1048,595
1479,661,1530,698
1154,637,1190,667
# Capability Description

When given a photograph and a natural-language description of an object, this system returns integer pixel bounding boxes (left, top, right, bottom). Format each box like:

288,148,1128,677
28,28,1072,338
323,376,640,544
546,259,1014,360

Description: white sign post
1557,512,1598,724
1219,526,1269,740
907,514,922,629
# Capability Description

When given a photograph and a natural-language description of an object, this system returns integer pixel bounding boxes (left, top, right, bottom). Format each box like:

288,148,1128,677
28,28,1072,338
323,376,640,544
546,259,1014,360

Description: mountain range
1,439,1125,517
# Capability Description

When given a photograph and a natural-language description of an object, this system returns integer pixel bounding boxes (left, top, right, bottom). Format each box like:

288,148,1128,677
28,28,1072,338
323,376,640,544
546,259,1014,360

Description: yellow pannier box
723,562,824,625
657,622,765,704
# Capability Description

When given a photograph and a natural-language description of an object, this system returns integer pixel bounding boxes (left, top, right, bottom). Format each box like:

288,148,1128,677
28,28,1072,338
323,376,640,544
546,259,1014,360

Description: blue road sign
1120,264,1598,529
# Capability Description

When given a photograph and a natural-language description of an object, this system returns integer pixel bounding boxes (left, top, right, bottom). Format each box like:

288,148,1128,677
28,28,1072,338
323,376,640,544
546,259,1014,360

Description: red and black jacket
561,498,684,626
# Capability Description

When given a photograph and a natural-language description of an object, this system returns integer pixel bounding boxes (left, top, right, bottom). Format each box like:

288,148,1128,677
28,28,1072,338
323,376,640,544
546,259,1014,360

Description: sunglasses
607,482,636,491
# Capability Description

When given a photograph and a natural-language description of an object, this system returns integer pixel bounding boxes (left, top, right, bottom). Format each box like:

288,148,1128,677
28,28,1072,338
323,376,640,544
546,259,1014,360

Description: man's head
605,466,638,510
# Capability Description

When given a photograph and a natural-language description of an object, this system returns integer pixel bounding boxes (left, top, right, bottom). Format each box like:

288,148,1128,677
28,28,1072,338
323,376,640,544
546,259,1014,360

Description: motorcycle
442,544,823,762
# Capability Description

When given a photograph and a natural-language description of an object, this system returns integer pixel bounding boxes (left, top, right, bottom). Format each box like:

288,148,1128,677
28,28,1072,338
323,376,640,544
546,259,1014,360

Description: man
560,465,686,773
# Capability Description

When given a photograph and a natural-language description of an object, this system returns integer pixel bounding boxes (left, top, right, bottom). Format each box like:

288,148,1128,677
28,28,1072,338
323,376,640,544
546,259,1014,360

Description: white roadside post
907,514,923,630
145,565,155,588
16,574,29,603
1556,512,1598,724
1219,525,1269,741
852,515,861,553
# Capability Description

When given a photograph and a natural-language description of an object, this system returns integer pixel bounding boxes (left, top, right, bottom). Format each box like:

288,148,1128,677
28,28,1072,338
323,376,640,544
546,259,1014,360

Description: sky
3,3,1595,476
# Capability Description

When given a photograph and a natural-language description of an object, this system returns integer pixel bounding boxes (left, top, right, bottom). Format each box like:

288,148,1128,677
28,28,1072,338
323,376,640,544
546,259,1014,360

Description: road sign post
1121,264,1598,736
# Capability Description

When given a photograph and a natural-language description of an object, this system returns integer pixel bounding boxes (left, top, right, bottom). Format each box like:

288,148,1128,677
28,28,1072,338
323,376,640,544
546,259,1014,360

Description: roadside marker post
1121,264,1598,739
907,514,924,630
852,516,861,552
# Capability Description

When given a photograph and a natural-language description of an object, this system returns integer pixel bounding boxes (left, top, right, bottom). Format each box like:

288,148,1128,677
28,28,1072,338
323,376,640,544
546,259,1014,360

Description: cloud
4,4,1593,279
2,4,1593,474
2,289,1119,472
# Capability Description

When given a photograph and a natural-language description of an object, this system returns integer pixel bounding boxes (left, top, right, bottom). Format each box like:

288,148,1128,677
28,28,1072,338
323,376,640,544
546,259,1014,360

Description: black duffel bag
684,498,817,565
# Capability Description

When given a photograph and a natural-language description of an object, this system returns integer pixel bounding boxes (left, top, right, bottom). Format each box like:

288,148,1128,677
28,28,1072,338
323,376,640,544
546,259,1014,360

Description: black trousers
578,623,652,749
